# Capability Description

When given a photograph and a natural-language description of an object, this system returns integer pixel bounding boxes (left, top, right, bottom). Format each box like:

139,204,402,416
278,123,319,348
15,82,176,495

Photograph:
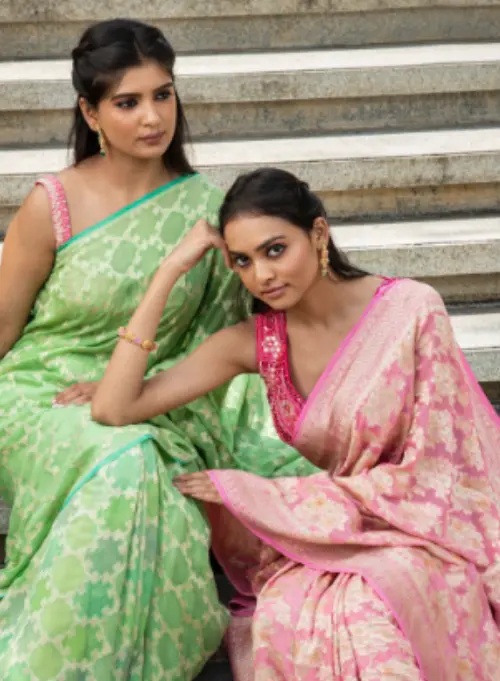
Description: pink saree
207,278,500,681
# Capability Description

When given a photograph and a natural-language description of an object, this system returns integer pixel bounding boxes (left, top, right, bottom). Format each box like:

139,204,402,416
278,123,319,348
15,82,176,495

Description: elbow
90,399,131,428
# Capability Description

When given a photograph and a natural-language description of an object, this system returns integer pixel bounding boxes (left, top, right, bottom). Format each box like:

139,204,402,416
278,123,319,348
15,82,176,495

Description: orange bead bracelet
118,327,158,352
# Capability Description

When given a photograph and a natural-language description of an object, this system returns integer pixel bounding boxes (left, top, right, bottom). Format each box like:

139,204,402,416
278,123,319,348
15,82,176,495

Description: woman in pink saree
87,168,500,680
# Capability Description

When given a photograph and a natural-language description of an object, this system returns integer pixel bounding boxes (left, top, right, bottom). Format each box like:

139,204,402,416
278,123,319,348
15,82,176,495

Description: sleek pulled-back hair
219,167,368,311
69,18,194,174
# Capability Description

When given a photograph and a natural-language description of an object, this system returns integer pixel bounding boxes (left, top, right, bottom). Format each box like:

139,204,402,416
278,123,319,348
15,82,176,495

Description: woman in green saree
0,19,312,681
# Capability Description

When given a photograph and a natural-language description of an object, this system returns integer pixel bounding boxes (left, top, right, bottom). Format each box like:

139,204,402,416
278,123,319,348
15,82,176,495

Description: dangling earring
97,127,106,156
320,243,329,277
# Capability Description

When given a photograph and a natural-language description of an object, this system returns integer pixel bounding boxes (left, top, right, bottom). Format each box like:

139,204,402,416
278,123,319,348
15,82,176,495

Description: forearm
0,321,23,360
92,262,181,425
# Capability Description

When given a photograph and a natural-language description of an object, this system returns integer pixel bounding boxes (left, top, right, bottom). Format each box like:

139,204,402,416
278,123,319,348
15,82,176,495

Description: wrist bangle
118,327,158,352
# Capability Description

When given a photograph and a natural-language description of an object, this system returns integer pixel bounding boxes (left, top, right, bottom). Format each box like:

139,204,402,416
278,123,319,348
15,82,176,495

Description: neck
98,152,175,199
287,276,363,328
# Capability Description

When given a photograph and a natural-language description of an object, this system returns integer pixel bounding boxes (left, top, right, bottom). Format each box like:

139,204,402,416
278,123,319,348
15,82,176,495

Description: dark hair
69,18,194,174
219,168,368,312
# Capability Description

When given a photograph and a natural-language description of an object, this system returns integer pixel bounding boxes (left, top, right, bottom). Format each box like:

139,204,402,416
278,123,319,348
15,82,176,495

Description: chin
136,148,169,160
264,295,298,312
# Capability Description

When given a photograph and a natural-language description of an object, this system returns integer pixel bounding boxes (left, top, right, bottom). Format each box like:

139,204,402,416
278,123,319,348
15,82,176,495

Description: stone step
1,1,500,59
2,127,500,229
2,44,500,146
334,216,500,303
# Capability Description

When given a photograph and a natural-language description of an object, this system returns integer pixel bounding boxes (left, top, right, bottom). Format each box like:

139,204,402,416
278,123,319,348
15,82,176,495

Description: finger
54,385,81,405
62,387,86,404
173,480,200,492
174,481,207,496
208,231,226,250
66,395,90,406
174,472,209,483
179,487,221,504
174,480,218,498
218,242,232,269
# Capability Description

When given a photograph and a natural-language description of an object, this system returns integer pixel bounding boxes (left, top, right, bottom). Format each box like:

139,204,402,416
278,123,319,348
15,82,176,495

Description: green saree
0,174,315,680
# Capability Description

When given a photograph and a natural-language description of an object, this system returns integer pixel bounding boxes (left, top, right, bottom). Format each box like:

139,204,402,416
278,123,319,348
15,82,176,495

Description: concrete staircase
0,2,499,675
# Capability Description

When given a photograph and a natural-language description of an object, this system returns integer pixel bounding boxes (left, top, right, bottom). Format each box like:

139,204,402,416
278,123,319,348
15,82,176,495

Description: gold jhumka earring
97,127,106,156
320,243,329,277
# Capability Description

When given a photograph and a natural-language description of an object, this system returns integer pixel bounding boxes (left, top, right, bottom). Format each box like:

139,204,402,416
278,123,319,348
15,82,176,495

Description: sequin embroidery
255,311,304,444
36,175,72,248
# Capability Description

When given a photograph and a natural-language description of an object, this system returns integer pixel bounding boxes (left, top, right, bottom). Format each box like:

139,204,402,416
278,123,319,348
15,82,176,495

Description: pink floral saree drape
207,280,500,681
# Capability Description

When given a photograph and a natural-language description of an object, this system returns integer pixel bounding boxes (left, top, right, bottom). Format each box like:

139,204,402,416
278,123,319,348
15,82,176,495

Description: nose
253,259,275,285
141,100,161,126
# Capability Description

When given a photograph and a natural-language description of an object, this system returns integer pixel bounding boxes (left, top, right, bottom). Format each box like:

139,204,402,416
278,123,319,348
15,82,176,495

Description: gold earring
97,127,106,156
320,243,329,277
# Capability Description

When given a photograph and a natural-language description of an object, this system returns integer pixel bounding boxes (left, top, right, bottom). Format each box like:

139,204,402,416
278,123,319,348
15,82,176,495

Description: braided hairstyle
69,18,194,174
219,167,368,312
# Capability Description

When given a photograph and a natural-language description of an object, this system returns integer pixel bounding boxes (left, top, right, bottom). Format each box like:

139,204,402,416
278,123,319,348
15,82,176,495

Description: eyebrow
229,235,285,258
110,80,174,100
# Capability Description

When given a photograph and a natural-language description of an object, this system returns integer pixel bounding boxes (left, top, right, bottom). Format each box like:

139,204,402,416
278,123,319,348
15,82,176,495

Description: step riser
3,172,500,226
421,274,500,305
4,59,500,111
345,244,500,282
1,8,500,59
322,183,500,223
3,91,500,147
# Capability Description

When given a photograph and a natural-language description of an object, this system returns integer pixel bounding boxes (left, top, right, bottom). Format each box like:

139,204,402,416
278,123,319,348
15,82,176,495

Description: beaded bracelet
118,327,158,352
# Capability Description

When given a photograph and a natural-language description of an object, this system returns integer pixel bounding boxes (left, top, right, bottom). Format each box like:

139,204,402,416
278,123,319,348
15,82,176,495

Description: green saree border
57,173,197,254
0,434,154,600
62,433,154,510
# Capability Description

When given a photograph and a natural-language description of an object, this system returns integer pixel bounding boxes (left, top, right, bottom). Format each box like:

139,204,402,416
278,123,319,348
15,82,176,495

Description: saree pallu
208,279,500,681
0,174,316,680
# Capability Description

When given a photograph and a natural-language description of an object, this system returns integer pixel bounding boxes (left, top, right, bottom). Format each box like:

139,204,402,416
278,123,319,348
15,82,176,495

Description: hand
164,219,230,275
53,381,99,407
173,472,222,504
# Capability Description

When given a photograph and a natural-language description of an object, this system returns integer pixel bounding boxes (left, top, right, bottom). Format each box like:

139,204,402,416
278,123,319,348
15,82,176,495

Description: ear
79,96,99,132
312,217,330,247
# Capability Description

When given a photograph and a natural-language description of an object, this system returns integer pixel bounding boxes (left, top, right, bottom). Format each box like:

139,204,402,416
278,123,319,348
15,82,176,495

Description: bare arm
91,220,257,427
0,186,55,358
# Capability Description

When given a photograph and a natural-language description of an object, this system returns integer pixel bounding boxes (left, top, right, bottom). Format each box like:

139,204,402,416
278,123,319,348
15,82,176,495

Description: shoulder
188,173,223,198
11,181,54,247
389,278,446,316
221,318,255,343
182,174,224,220
390,280,457,353
217,319,257,372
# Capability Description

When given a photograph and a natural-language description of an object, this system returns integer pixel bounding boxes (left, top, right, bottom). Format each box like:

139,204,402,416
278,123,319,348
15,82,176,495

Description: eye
115,98,137,110
267,244,286,258
232,255,250,268
156,89,173,101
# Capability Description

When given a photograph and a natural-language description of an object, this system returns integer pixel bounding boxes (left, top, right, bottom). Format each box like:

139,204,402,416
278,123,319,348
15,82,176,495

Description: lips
261,285,288,299
139,132,164,142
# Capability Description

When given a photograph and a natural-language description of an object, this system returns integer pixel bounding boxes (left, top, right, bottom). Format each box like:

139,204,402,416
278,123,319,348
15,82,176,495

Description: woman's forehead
109,61,171,96
224,215,303,248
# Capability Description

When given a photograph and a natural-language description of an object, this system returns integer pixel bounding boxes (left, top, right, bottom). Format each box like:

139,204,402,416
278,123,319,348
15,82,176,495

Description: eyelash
233,244,286,268
268,244,285,258
115,90,173,109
